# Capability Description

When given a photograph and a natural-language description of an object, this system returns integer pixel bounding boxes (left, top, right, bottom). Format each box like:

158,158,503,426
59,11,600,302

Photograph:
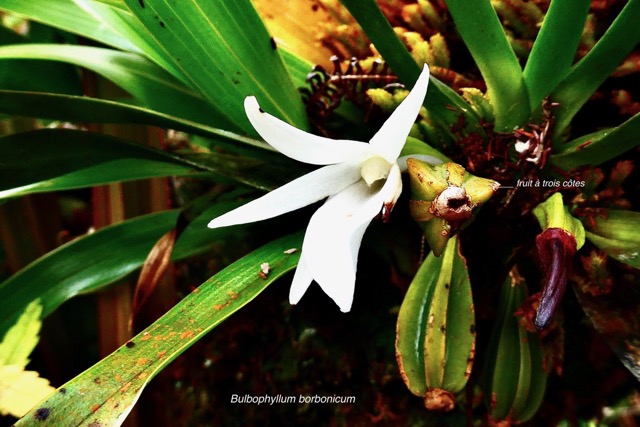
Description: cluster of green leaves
0,0,638,425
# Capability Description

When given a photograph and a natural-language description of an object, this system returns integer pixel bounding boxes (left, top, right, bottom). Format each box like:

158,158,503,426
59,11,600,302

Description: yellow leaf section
0,300,42,367
0,365,55,418
253,0,335,67
0,300,55,417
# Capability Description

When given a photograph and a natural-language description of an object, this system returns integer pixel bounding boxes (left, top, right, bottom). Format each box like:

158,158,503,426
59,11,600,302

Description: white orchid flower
208,65,431,312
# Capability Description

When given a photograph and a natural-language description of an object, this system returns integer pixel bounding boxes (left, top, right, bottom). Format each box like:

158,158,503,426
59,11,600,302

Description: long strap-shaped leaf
0,44,231,129
339,0,485,139
0,129,199,198
523,0,590,112
552,0,640,138
0,90,270,151
549,110,640,169
0,0,140,53
73,0,188,83
444,0,529,131
0,32,81,96
0,196,250,337
13,233,302,427
123,0,308,133
0,128,301,199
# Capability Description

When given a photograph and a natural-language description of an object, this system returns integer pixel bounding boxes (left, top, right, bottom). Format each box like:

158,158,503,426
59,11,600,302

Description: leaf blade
123,0,308,132
523,0,590,112
552,0,640,136
0,43,231,128
13,233,302,427
549,111,640,170
444,0,529,130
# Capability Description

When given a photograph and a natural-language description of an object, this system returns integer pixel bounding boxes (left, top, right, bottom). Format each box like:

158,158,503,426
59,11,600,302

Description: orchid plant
0,0,639,426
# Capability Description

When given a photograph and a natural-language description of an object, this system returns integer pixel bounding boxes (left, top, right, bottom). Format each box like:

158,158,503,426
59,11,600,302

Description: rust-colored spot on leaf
90,404,100,413
141,332,151,341
136,358,149,366
181,331,195,339
213,304,224,311
157,350,167,359
115,374,123,382
88,422,103,427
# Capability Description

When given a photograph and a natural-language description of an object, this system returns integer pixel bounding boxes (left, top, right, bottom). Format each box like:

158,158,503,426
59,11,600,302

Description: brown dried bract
424,388,455,412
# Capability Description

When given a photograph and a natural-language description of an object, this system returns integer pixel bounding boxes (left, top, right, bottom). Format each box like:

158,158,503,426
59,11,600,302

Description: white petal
381,163,403,208
300,169,403,312
245,97,370,165
369,65,430,163
289,254,313,305
207,162,360,229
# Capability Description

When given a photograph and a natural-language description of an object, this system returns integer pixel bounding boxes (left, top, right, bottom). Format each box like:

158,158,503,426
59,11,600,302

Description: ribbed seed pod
407,159,499,256
483,270,547,424
396,236,475,411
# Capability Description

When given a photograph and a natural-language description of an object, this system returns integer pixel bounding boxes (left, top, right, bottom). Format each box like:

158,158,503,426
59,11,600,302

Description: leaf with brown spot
13,233,302,427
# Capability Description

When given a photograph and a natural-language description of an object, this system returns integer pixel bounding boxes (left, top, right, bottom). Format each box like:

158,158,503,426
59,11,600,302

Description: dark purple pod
534,228,577,330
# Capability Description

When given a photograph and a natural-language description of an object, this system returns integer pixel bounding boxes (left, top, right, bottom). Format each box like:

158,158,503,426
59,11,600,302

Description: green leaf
583,210,640,268
483,272,547,422
533,192,585,249
14,233,302,427
0,43,231,129
72,0,187,82
0,128,298,199
0,0,141,52
552,0,640,137
0,129,196,199
0,301,54,419
0,198,252,337
400,136,451,163
91,0,128,11
396,237,475,402
444,0,529,130
124,0,308,133
0,300,42,367
549,111,640,170
0,90,271,151
523,0,590,112
338,0,485,138
280,48,313,90
0,27,81,96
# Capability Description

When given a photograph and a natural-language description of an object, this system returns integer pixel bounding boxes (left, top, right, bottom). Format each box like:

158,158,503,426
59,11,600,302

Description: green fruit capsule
407,159,499,256
396,236,476,411
483,270,547,424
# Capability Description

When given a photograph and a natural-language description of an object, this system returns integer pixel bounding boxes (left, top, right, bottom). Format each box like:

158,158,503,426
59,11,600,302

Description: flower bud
532,193,585,329
534,228,577,330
